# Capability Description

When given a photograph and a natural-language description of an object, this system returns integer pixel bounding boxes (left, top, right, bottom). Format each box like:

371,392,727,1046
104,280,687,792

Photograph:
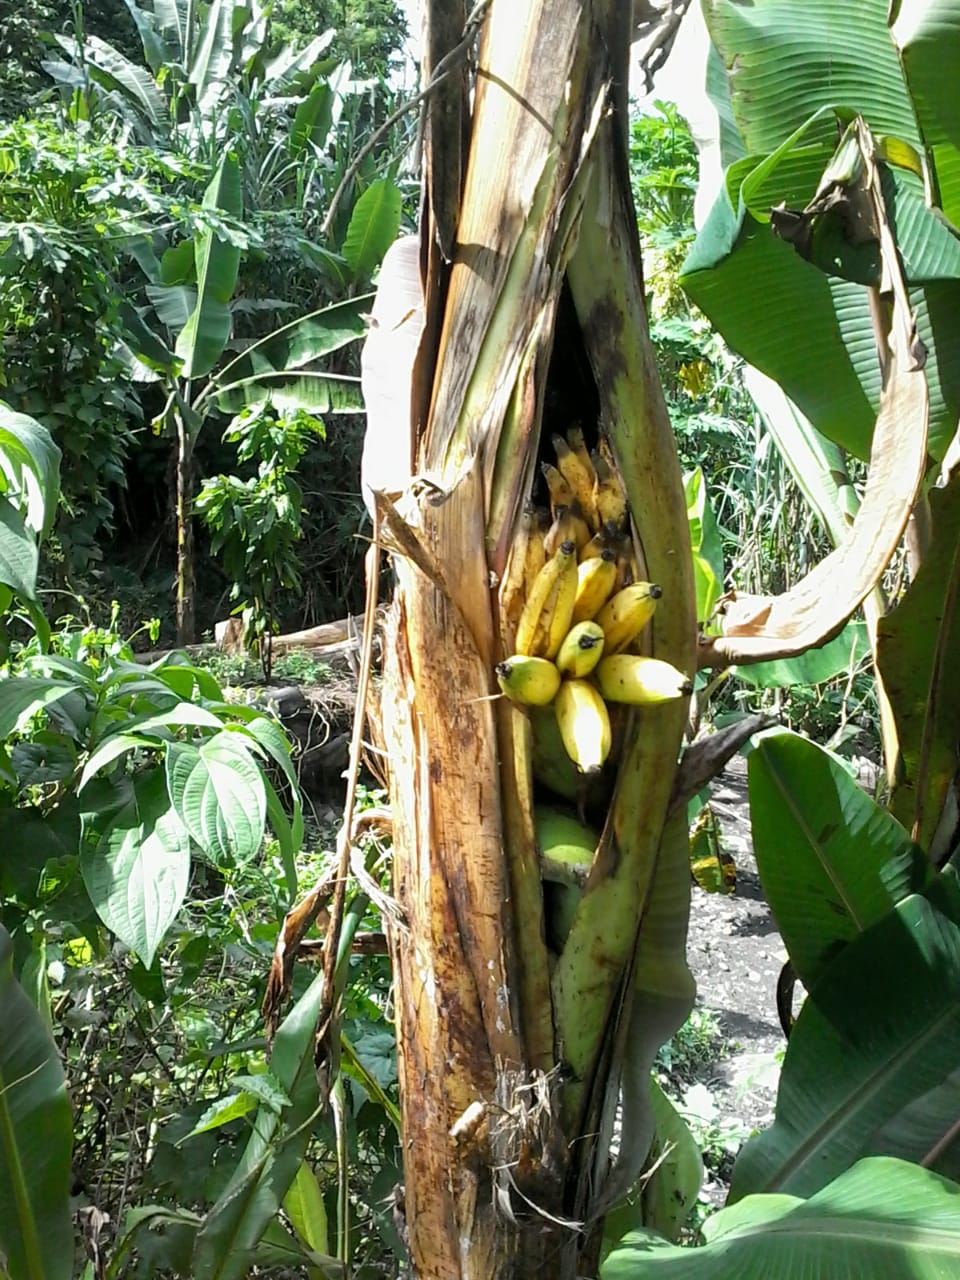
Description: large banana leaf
877,470,960,857
601,1157,960,1278
682,0,960,462
731,887,960,1198
747,729,928,990
0,925,74,1280
893,1,960,225
176,154,243,381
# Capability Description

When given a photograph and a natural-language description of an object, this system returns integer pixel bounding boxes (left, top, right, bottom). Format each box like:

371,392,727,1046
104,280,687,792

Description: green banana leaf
188,0,237,108
176,153,243,381
0,924,74,1280
212,371,365,416
601,1157,960,1278
731,887,960,1198
206,296,372,392
877,470,960,857
893,1,960,226
50,32,168,128
341,180,403,280
732,620,869,690
683,0,960,462
741,368,858,547
747,729,929,992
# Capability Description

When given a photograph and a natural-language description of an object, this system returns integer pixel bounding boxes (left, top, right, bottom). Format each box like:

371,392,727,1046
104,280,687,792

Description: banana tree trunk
373,3,696,1276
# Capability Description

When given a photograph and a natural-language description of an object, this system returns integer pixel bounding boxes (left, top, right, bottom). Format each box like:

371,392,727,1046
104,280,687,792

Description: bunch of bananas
496,428,693,778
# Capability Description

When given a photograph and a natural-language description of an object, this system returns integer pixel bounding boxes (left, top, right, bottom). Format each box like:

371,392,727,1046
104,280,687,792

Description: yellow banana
572,550,618,622
555,678,611,774
544,502,591,556
567,425,596,487
496,654,562,706
595,654,693,705
541,462,574,516
499,502,548,636
553,434,598,527
516,540,578,658
556,620,605,678
596,581,662,654
592,450,629,531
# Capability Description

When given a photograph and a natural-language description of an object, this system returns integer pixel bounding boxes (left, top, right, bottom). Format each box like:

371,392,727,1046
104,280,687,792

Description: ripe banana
596,581,662,654
592,450,628,531
544,502,591,556
553,434,598,526
572,550,618,622
555,678,611,773
499,502,548,635
595,654,694,704
496,654,562,706
567,425,595,485
515,539,578,659
556,620,605,678
541,461,574,516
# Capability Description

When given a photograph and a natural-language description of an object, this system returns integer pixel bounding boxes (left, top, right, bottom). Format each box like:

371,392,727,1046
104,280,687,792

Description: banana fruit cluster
496,428,693,778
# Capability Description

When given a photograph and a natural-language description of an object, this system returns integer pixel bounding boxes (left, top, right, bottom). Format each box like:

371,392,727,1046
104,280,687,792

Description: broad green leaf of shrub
0,403,61,539
283,1160,329,1258
0,677,75,738
0,499,39,600
732,890,960,1198
182,1092,259,1141
748,729,927,991
0,924,74,1280
342,178,402,279
81,768,191,967
165,732,266,864
602,1157,960,1278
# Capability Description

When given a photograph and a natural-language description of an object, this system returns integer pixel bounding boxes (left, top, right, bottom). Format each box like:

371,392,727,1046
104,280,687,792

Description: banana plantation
2,0,960,1277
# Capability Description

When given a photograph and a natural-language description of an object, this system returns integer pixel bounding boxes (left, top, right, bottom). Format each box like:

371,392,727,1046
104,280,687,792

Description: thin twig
320,1,490,240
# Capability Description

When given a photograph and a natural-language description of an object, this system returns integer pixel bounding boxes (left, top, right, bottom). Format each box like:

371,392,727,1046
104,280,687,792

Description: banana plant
121,148,372,641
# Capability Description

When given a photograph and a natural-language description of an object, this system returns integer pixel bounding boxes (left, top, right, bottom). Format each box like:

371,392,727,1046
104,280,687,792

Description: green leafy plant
196,405,325,672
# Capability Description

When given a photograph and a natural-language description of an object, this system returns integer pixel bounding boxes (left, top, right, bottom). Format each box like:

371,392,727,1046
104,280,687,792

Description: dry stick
320,0,490,241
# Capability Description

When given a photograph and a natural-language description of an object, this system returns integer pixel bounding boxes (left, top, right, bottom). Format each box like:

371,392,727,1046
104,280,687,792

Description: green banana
556,620,605,678
595,654,693,705
515,539,578,658
572,549,618,622
555,678,611,773
496,654,562,706
534,802,598,884
530,706,581,800
595,580,662,654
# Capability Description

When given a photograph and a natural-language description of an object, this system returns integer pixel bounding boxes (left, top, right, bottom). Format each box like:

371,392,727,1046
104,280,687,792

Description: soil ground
681,756,786,1205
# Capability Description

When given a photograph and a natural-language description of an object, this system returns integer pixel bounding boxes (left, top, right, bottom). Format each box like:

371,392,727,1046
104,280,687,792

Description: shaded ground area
682,758,786,1205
